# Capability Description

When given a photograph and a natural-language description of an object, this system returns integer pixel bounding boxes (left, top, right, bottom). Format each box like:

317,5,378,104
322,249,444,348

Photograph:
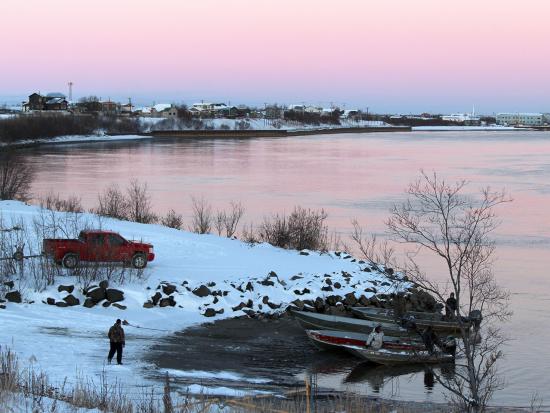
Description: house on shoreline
23,92,69,112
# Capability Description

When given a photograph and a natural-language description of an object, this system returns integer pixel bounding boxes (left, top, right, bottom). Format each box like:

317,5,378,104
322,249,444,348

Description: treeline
0,115,141,143
284,109,341,125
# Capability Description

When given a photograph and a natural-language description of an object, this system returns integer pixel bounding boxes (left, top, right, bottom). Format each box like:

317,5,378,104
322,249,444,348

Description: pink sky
1,0,549,112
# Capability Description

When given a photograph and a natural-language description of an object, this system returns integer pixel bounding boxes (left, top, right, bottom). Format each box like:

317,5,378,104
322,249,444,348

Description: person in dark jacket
421,326,442,354
445,292,457,319
107,319,125,365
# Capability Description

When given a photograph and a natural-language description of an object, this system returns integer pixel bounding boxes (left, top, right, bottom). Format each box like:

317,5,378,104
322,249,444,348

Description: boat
351,306,469,333
290,309,412,338
305,329,423,353
344,346,455,366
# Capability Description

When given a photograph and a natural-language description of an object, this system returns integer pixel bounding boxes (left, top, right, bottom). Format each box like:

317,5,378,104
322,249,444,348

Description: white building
496,113,545,126
441,113,481,124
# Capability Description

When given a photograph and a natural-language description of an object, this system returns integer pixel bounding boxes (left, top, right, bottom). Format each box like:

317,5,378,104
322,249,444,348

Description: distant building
190,102,228,117
441,113,481,125
101,100,120,114
496,113,544,126
24,92,68,112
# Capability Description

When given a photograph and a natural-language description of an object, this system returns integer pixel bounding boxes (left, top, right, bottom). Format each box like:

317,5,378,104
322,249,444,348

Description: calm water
21,131,550,407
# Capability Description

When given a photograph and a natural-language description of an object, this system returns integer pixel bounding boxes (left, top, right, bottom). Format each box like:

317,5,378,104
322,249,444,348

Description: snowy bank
0,201,407,398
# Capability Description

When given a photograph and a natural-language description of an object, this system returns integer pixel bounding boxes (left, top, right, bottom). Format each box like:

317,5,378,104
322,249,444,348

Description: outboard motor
468,310,483,330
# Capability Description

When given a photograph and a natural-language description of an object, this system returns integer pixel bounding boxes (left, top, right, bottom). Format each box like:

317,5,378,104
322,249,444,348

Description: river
20,131,550,407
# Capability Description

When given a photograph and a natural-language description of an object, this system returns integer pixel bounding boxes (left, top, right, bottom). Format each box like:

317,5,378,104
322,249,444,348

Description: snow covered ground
0,133,151,147
0,201,403,401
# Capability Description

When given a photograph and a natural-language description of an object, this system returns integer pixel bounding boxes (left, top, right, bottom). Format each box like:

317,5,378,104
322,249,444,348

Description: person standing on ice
107,319,125,365
366,325,384,349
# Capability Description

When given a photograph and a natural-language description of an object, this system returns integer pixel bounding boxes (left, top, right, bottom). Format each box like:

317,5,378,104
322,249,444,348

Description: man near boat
366,324,384,349
445,292,457,319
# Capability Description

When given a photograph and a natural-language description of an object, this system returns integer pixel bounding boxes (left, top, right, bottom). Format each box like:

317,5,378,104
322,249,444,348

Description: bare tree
0,149,34,201
190,196,212,234
386,171,511,412
126,180,156,224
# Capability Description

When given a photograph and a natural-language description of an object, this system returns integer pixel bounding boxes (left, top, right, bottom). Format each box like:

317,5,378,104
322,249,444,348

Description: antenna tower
68,82,73,101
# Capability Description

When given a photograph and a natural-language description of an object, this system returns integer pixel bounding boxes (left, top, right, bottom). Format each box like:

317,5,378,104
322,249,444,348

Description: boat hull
291,310,412,338
351,307,468,334
345,346,455,365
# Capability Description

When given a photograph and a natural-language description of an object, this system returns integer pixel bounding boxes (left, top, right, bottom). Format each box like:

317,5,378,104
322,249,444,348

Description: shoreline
4,125,548,150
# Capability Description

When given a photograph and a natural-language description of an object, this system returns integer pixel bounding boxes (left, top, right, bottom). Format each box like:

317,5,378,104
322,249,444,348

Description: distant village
1,90,550,128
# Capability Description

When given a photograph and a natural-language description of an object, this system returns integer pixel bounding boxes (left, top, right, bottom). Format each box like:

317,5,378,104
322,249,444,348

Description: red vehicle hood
129,241,153,249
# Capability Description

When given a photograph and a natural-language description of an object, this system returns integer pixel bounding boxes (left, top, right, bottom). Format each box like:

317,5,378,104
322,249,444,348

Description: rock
159,297,176,307
87,288,106,303
46,297,56,305
259,279,275,287
83,298,96,308
245,282,254,292
57,284,74,294
0,305,5,310
362,267,372,272
262,296,270,304
343,292,357,306
55,301,68,307
314,297,325,313
365,287,377,294
385,268,394,275
203,308,217,317
302,288,311,294
99,280,109,290
102,301,111,308
106,289,124,303
232,302,247,311
321,286,333,292
151,292,162,305
4,281,14,289
267,301,281,310
291,299,305,310
290,275,303,281
112,303,127,310
359,295,371,306
207,281,216,287
381,282,391,287
63,294,80,306
325,278,332,285
335,251,342,257
162,284,177,295
325,295,342,306
328,305,347,316
143,302,154,309
333,282,342,289
222,291,229,296
246,299,254,308
299,251,309,256
193,285,211,297
5,291,21,303
216,308,224,315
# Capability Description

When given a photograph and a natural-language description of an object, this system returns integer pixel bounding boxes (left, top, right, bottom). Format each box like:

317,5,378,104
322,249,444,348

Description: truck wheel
131,253,147,269
62,253,79,269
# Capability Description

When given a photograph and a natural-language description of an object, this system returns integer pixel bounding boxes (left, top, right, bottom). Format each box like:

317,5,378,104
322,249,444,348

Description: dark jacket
108,324,125,344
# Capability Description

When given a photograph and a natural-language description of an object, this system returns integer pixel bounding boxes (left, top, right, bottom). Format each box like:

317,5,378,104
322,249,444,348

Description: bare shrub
215,201,245,237
190,196,212,234
161,209,183,230
94,184,128,220
126,180,157,224
259,206,328,251
39,192,83,213
241,222,258,244
0,149,34,201
350,219,395,269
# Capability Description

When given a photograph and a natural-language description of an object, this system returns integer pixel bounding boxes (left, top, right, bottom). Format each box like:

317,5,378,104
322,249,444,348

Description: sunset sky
1,0,549,113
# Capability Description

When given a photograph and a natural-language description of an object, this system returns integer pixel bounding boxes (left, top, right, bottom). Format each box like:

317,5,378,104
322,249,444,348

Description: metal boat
305,329,423,352
344,346,455,365
351,306,469,333
290,309,412,337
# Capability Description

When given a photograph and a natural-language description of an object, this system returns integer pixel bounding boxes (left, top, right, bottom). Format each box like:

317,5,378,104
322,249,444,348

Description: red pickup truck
43,230,155,269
